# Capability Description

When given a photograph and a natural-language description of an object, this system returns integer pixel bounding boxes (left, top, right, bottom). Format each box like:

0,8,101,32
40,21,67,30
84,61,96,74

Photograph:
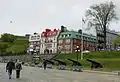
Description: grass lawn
56,52,120,71
6,39,28,54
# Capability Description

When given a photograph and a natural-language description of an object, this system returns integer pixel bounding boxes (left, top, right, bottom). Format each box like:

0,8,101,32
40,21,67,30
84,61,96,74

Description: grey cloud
0,0,120,35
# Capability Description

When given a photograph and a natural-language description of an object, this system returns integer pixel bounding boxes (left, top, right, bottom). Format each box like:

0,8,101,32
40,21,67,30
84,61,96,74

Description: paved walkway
0,63,119,82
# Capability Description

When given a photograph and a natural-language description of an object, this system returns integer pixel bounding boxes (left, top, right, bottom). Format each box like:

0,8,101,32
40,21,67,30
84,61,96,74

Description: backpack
16,63,21,69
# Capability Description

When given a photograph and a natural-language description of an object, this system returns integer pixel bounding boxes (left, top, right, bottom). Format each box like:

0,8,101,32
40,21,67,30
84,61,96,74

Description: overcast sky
0,0,120,36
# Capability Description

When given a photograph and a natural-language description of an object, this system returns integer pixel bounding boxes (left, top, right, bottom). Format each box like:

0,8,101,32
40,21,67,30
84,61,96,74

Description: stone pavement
0,63,120,82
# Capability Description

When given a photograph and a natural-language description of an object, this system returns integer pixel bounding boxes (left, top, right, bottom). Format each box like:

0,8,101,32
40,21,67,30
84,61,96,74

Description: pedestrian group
6,59,47,79
6,59,22,79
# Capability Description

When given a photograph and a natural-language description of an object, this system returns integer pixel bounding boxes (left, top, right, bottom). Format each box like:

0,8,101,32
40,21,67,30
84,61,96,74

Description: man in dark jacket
6,59,15,79
43,59,47,70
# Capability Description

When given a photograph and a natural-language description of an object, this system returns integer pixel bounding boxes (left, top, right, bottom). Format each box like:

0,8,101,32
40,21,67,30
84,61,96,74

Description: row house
28,26,97,55
40,29,61,54
28,33,41,54
58,26,97,53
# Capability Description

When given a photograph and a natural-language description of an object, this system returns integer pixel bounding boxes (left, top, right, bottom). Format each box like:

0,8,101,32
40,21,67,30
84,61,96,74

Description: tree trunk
103,25,106,49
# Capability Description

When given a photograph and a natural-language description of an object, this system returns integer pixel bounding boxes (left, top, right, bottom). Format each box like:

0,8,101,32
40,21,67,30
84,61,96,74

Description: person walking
6,59,15,79
15,60,22,79
43,59,47,70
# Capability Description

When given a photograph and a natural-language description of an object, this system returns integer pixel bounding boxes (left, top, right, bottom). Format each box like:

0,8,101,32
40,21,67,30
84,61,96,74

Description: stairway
39,52,61,60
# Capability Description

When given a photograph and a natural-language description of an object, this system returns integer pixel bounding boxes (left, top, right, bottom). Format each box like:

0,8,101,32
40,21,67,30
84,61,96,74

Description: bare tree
85,1,118,49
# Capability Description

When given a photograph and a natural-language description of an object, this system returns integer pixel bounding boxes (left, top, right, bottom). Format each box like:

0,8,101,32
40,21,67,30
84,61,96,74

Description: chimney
61,25,67,32
34,32,37,35
46,29,51,32
78,29,82,34
54,29,56,31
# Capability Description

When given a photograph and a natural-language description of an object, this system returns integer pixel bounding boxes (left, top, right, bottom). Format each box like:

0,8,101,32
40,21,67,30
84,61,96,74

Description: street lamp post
75,46,80,61
81,17,84,60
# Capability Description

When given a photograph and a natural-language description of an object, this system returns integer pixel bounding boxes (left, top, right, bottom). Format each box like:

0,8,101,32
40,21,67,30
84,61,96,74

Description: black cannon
68,59,83,72
86,59,103,70
54,59,67,70
46,60,54,69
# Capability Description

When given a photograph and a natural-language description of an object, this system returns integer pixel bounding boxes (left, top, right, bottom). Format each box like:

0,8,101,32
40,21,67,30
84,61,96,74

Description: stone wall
0,53,58,63
0,55,33,63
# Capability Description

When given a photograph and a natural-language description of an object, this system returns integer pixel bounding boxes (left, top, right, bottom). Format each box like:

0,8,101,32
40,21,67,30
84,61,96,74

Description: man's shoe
9,77,11,79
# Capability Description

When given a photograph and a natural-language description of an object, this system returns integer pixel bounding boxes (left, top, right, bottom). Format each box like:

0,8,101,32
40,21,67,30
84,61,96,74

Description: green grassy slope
7,39,28,53
56,52,120,71
4,36,29,55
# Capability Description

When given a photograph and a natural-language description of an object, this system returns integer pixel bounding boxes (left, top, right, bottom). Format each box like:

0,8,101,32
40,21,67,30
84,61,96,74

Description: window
54,43,55,47
31,36,34,40
37,35,40,39
73,39,76,43
42,39,44,42
66,39,70,44
66,45,70,50
46,44,52,48
45,40,47,43
34,42,36,44
37,42,40,45
37,37,40,39
58,40,62,45
50,40,53,42
69,34,71,37
50,50,52,53
65,34,67,37
30,42,33,45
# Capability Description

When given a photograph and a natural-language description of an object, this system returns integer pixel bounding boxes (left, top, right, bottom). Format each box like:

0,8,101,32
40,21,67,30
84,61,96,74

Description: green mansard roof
58,31,97,42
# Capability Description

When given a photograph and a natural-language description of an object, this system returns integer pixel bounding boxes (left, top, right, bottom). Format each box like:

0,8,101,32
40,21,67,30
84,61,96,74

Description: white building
106,29,120,49
40,29,61,54
28,33,41,54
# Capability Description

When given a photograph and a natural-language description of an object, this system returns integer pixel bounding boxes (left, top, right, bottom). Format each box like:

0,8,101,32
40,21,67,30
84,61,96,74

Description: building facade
96,28,105,50
96,26,120,50
40,29,61,54
106,29,120,49
58,26,97,53
28,33,41,55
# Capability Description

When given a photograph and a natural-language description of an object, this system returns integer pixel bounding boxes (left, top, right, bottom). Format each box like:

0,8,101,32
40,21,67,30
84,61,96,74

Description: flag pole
81,17,84,60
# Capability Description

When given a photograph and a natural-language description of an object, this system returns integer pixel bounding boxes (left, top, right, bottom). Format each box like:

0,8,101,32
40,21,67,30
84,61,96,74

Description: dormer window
76,35,78,37
65,34,67,37
69,34,71,37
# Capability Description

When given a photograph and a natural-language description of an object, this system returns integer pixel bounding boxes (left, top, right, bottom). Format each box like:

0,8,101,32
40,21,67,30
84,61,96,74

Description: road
0,63,119,82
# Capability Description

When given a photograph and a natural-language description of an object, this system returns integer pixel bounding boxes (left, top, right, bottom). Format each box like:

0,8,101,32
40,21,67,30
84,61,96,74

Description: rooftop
41,29,61,37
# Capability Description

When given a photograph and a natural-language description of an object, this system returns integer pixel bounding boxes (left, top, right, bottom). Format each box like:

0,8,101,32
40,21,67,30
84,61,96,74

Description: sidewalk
24,64,119,75
83,70,118,75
